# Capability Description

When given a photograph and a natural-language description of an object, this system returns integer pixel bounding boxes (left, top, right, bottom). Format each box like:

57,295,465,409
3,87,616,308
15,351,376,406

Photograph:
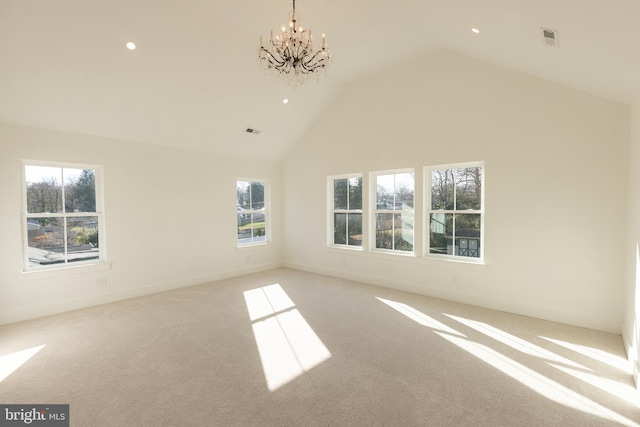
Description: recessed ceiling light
283,99,289,104
126,42,136,50
471,28,480,34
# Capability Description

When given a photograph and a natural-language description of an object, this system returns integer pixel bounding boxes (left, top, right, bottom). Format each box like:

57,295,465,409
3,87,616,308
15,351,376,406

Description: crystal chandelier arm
300,50,327,69
260,46,286,68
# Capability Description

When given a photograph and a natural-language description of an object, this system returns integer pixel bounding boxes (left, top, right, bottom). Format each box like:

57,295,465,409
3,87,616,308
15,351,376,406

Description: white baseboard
284,261,623,334
0,262,282,325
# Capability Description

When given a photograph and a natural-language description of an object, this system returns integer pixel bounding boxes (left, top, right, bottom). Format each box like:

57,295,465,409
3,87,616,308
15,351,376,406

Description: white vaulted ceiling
1,0,639,159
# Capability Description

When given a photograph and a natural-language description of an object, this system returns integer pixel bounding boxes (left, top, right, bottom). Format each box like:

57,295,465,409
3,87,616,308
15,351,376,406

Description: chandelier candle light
258,0,331,87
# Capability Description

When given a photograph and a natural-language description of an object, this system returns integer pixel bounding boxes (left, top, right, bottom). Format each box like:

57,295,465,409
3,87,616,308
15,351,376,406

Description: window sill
370,249,415,257
20,261,112,281
425,254,485,266
327,244,364,252
325,246,486,268
237,242,272,251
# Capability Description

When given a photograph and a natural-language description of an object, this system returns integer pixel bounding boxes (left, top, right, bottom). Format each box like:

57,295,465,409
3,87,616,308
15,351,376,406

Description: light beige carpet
1,268,639,426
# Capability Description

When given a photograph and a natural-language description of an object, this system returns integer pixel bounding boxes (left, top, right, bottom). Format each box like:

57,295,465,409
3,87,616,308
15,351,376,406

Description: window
237,180,269,246
427,162,484,260
329,175,363,247
22,162,105,270
372,170,414,253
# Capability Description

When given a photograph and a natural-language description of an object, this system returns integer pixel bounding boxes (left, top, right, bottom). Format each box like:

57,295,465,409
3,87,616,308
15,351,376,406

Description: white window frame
327,173,364,250
370,168,415,255
236,178,270,247
21,160,107,272
425,161,485,263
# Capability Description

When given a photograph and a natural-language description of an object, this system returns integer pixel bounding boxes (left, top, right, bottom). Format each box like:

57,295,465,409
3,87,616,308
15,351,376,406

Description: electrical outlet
96,278,107,288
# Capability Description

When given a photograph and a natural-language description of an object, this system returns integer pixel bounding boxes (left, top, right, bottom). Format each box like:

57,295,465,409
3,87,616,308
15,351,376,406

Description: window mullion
345,212,349,245
26,212,66,219
61,169,68,263
452,213,456,257
63,216,69,265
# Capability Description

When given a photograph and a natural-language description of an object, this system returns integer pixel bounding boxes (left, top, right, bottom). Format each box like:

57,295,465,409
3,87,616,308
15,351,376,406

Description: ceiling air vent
541,27,559,48
245,127,261,135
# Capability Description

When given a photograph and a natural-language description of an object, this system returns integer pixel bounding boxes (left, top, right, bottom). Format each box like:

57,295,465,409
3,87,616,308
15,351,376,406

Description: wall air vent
541,27,559,48
245,127,261,135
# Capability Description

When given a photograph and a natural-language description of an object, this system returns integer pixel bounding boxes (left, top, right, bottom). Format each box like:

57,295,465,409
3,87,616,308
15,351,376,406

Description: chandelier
258,0,331,88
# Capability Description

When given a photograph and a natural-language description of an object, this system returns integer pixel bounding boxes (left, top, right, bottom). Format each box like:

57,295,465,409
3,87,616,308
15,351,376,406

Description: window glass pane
348,177,362,210
63,168,96,212
395,173,414,210
394,212,413,251
455,167,481,210
251,212,266,243
64,168,96,213
377,175,394,210
334,179,348,210
250,182,265,210
66,216,100,262
347,213,362,246
454,214,481,258
375,213,393,249
25,166,63,214
238,213,252,243
237,181,249,208
334,213,347,245
431,170,454,210
27,218,65,267
429,213,453,255
252,210,265,224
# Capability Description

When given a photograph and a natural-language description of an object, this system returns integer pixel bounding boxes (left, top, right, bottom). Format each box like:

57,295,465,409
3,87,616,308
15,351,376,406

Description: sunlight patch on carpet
0,345,46,383
540,336,629,373
550,364,640,407
435,332,639,426
445,314,589,370
244,284,295,321
378,297,638,426
244,284,331,391
376,297,464,337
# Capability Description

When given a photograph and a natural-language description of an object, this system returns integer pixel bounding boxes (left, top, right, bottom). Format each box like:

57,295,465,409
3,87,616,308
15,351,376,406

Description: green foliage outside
74,227,99,246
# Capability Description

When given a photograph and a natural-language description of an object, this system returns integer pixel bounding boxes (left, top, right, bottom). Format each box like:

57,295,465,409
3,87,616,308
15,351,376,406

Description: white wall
0,122,282,324
0,51,631,336
283,50,629,333
624,101,640,388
